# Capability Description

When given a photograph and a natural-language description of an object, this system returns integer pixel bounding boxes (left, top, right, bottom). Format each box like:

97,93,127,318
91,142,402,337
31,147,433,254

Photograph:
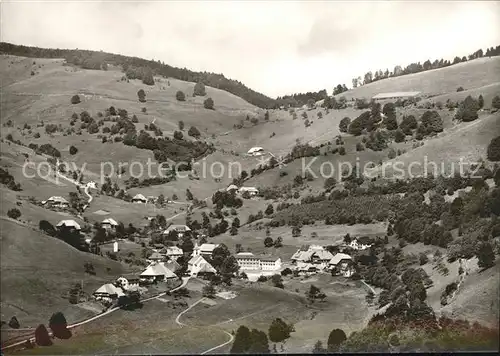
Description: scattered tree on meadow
186,189,194,200
231,326,251,353
188,126,201,138
478,94,484,109
178,120,185,130
202,283,216,298
327,328,347,351
8,316,20,329
173,130,183,140
492,95,500,110
49,312,70,339
204,97,214,110
142,69,154,85
193,82,206,96
264,111,270,121
176,90,186,101
264,236,274,247
454,95,479,122
7,208,21,220
137,89,146,102
265,204,274,216
268,318,294,344
71,95,81,104
35,324,52,346
339,117,351,133
487,136,500,161
477,242,495,270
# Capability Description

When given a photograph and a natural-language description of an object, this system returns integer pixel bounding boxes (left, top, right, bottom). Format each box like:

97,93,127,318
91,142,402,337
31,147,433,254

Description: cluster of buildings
226,185,259,197
290,245,356,277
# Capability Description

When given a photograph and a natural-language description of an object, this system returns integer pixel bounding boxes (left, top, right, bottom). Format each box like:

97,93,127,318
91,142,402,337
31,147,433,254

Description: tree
71,95,81,104
7,208,21,220
394,129,405,143
477,242,495,269
49,312,70,339
8,316,20,329
69,145,78,155
178,121,185,131
186,189,194,200
419,252,429,265
231,325,251,353
478,94,484,109
455,95,479,122
176,90,186,101
268,318,293,344
248,329,270,354
339,117,350,133
202,283,216,298
400,115,418,135
264,111,270,121
487,136,500,161
313,340,326,354
204,97,214,110
292,225,301,237
193,82,206,96
492,95,500,110
142,69,154,85
264,237,274,247
173,130,183,140
35,324,52,346
271,274,284,289
265,204,274,216
137,89,146,102
274,236,283,248
327,328,347,351
188,126,201,138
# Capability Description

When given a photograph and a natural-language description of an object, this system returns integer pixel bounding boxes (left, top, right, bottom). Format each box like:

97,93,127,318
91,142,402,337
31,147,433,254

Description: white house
93,283,124,302
165,246,183,260
348,237,372,251
140,262,177,282
191,243,219,258
163,225,191,238
56,219,81,231
132,194,147,204
238,187,259,197
226,184,239,192
372,91,421,101
329,253,355,277
116,274,140,291
247,147,264,156
187,255,216,276
235,252,282,277
101,218,119,231
43,196,69,209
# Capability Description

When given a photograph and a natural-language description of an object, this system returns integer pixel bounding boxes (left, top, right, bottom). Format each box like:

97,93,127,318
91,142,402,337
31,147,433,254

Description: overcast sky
2,1,500,98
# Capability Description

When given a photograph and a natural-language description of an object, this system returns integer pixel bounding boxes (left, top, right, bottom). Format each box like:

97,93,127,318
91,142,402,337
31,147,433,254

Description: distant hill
0,42,277,109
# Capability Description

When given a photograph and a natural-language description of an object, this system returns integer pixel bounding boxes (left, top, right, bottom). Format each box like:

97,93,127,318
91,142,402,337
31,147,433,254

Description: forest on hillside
0,42,277,109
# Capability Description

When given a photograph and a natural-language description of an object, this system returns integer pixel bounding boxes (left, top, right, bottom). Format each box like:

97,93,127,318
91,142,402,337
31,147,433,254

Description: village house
371,91,421,101
116,274,141,291
165,259,181,272
238,187,259,197
149,251,166,262
56,219,81,231
291,245,333,270
93,283,124,303
226,184,239,192
140,262,177,283
191,243,219,258
43,196,69,209
187,255,216,277
165,246,183,260
131,193,148,204
348,237,372,251
235,252,282,273
247,147,264,156
329,253,355,277
163,224,191,238
101,218,119,231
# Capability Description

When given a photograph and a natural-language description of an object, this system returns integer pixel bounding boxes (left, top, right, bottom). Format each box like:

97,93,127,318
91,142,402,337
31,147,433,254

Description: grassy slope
0,219,128,327
336,57,500,100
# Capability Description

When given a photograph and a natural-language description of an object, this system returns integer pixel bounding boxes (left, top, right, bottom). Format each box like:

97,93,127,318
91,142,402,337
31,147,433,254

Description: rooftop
372,91,421,100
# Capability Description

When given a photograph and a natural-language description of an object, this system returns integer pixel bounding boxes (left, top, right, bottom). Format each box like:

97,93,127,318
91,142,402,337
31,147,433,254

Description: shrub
141,107,147,113
420,110,443,134
356,142,364,151
338,146,346,155
137,89,146,102
188,126,201,138
400,115,418,135
204,97,214,110
35,324,52,346
455,95,479,122
487,136,500,161
492,95,500,110
173,131,183,140
193,82,206,96
456,87,464,92
7,208,21,220
339,117,351,133
394,128,405,143
69,145,78,155
8,316,20,329
176,90,186,101
70,95,81,104
49,312,70,339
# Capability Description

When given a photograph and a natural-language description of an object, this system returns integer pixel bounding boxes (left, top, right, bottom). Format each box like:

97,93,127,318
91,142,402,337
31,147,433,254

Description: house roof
356,236,373,245
291,250,314,261
141,262,176,278
149,252,165,260
226,184,239,191
329,253,353,265
164,225,191,233
165,260,181,272
102,218,119,226
238,187,258,192
94,283,124,296
312,250,334,260
166,246,183,255
236,252,259,259
119,274,140,281
372,91,421,100
47,196,69,203
56,220,81,230
261,256,281,262
132,193,147,201
248,147,264,154
197,243,218,252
